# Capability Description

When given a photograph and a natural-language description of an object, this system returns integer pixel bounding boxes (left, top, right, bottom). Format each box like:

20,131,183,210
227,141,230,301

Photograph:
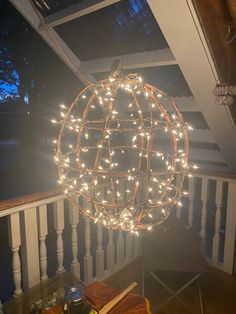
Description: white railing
0,190,141,298
0,170,235,300
177,172,236,274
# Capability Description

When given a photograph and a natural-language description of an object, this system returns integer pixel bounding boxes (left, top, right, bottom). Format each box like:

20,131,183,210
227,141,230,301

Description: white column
84,216,93,284
224,182,236,274
116,230,125,266
212,181,223,265
96,223,104,278
38,205,48,281
106,229,115,272
188,177,195,228
21,207,40,289
54,200,65,273
69,203,80,279
8,213,22,296
200,178,208,242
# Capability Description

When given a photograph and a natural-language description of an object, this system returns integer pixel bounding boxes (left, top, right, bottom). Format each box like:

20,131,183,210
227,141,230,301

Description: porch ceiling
9,0,236,172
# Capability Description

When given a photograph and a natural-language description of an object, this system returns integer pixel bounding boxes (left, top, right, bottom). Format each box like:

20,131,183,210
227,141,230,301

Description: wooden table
4,273,151,314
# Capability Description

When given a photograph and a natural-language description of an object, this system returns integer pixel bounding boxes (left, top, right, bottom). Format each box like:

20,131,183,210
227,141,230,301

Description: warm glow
52,73,195,232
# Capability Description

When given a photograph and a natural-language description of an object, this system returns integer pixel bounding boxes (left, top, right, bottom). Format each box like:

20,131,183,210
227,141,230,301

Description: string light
52,73,195,232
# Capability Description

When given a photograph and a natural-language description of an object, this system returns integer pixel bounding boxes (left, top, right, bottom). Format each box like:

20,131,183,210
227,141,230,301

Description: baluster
224,181,236,274
134,234,140,257
84,216,93,284
188,177,195,227
125,232,132,261
96,223,104,278
106,229,115,272
54,200,65,273
8,213,22,296
38,205,48,281
212,181,223,264
69,203,80,279
95,186,105,279
116,230,125,266
176,175,182,219
200,178,208,242
21,207,40,289
130,233,135,258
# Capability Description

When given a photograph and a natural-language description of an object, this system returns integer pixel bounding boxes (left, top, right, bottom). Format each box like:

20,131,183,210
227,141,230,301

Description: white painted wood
80,48,176,73
176,176,182,219
106,229,115,271
148,0,236,169
188,129,217,144
8,213,22,296
188,149,225,164
116,230,125,266
45,0,122,27
134,235,140,257
176,205,181,219
0,194,66,219
125,232,132,261
224,182,236,274
154,145,226,165
84,216,93,284
38,204,48,281
21,207,40,289
162,96,200,113
69,203,80,280
188,178,195,228
212,181,223,265
53,200,65,273
158,128,217,144
200,178,208,242
96,223,104,278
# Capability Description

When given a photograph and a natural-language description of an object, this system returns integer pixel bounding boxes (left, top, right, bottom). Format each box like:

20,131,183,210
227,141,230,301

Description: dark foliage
0,0,82,109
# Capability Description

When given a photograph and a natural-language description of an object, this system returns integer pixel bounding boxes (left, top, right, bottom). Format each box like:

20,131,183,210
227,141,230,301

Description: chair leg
149,271,202,314
197,279,204,314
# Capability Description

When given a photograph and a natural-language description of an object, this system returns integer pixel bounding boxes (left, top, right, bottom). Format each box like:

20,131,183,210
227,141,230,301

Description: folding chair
141,215,209,313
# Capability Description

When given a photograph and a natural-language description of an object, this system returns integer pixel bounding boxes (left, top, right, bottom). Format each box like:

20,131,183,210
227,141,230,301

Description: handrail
194,170,236,182
0,170,236,215
0,189,66,218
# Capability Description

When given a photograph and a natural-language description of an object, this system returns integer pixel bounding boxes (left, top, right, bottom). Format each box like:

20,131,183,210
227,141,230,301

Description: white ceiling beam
162,96,200,112
188,129,217,144
44,0,122,27
79,48,177,74
9,0,95,86
159,144,225,163
120,96,199,112
148,0,236,170
158,129,217,144
195,163,229,172
188,148,225,164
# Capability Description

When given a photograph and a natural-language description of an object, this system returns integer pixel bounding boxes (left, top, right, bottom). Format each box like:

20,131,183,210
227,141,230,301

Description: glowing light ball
53,73,192,233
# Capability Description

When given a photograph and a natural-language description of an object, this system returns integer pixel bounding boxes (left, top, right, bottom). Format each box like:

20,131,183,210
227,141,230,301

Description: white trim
0,194,66,218
9,0,94,85
148,0,236,169
45,0,122,27
79,48,177,74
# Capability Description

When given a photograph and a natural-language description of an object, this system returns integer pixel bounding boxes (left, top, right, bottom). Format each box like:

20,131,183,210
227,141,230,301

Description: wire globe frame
53,73,191,234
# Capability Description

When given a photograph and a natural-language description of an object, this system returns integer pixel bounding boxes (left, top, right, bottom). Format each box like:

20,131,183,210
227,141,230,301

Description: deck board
105,258,236,314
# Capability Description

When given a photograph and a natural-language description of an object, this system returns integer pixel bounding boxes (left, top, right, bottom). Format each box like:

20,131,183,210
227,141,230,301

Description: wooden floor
105,258,236,314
